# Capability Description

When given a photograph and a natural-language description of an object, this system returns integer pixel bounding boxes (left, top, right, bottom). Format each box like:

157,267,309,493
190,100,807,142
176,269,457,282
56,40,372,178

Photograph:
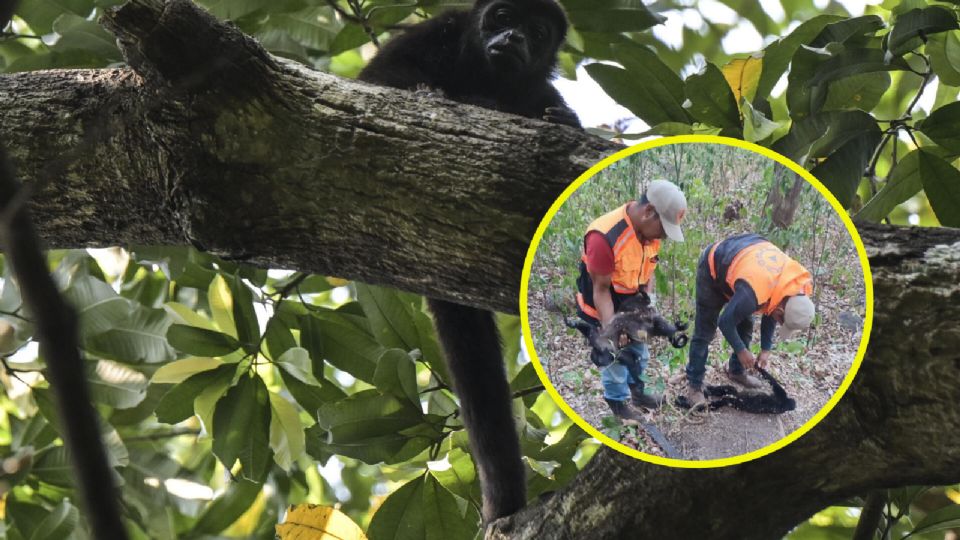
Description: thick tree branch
490,223,960,539
0,0,618,314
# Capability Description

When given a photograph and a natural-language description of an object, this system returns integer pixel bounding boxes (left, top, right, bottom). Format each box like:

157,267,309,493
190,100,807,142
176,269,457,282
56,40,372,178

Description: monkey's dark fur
676,367,796,414
565,292,689,355
358,0,577,523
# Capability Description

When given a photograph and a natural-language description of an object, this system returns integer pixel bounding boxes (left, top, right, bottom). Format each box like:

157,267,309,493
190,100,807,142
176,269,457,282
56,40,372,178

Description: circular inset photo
521,136,872,466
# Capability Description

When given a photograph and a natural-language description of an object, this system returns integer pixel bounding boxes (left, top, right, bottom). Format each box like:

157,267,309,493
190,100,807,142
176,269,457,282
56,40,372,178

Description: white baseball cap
777,295,815,340
646,179,687,242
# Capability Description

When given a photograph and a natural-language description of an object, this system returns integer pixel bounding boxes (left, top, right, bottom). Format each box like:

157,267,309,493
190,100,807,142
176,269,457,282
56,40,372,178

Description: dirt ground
527,284,864,461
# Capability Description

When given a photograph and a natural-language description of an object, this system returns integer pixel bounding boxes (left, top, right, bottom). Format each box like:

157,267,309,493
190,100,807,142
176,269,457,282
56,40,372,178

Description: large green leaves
367,474,479,540
585,44,689,127
684,62,742,136
561,0,665,33
212,374,273,481
166,324,241,357
929,30,960,86
858,149,925,222
887,7,959,56
914,150,960,227
772,110,882,206
754,15,844,106
917,101,960,153
313,390,442,464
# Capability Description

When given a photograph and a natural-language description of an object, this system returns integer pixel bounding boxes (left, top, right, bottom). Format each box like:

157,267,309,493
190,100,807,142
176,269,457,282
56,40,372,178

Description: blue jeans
686,248,752,387
601,342,649,401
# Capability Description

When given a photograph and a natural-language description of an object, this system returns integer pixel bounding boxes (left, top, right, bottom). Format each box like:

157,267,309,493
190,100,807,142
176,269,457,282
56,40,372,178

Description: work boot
726,370,763,389
629,383,663,410
604,398,644,425
682,384,708,410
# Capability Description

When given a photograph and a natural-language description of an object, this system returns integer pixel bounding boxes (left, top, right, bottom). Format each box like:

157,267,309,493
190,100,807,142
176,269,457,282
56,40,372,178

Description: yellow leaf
164,302,216,329
276,504,368,540
722,56,763,107
152,357,223,384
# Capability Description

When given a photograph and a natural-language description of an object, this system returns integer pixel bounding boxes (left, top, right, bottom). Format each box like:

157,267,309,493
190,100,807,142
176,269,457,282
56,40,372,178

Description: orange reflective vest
576,203,660,319
708,238,812,315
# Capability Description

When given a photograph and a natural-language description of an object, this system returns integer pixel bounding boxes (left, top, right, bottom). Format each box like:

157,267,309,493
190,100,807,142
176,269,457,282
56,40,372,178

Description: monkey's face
476,1,564,73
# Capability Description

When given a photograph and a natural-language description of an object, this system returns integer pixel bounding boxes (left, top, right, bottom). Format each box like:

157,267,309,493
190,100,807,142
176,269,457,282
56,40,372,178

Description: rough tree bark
2,1,960,538
0,0,617,313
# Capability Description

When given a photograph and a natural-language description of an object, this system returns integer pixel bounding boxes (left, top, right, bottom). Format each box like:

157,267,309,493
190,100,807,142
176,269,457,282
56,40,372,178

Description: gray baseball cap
777,295,815,340
646,179,687,242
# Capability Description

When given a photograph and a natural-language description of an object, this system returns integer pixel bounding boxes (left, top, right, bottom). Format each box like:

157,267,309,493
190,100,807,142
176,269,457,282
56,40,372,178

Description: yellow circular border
519,134,874,468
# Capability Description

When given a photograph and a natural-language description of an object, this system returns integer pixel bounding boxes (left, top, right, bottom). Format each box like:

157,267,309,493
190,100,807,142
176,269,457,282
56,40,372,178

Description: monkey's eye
494,8,513,25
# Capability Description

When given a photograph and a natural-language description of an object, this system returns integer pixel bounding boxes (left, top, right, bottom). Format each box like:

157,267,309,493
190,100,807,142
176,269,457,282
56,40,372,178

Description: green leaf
276,347,320,386
684,63,742,136
929,30,960,86
269,393,305,471
742,98,784,143
166,324,242,357
212,374,273,480
822,71,891,113
755,14,845,106
368,475,477,540
14,0,93,35
311,312,381,383
63,275,130,341
315,390,440,464
888,7,959,56
810,130,882,207
430,448,478,505
909,503,960,536
151,356,224,384
373,349,420,406
278,368,346,417
772,110,881,166
585,44,689,126
155,363,236,424
812,15,885,48
562,0,665,33
367,476,426,540
917,101,960,153
192,477,264,535
228,275,260,352
857,149,925,222
264,316,296,361
256,7,341,51
356,284,421,350
50,13,122,61
807,47,909,87
86,305,176,364
28,499,78,540
87,359,148,409
299,313,326,376
916,149,960,227
32,447,74,487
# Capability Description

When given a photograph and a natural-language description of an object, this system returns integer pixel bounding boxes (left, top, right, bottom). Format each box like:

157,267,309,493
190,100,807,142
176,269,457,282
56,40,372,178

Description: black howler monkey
565,292,689,356
676,367,796,414
358,0,578,524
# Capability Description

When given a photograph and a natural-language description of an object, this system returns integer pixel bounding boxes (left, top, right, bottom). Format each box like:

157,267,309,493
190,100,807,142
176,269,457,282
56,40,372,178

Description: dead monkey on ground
358,0,579,523
676,366,797,414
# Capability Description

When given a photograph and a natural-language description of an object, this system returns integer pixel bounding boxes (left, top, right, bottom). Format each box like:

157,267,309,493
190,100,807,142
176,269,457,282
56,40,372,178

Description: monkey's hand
674,319,688,332
544,106,581,128
670,332,688,349
413,83,447,99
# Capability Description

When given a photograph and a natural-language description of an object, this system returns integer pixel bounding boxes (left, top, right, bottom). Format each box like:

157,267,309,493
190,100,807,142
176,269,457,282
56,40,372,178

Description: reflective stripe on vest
711,240,812,315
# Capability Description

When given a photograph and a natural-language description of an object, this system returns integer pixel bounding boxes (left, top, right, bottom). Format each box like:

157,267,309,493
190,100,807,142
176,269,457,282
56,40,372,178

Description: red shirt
584,231,615,275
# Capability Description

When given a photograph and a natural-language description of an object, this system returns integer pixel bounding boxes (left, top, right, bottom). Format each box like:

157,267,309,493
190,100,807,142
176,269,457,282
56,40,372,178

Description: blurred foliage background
2,0,960,538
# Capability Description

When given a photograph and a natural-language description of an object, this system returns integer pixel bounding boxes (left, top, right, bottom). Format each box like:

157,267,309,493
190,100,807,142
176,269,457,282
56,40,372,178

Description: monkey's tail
427,299,526,523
